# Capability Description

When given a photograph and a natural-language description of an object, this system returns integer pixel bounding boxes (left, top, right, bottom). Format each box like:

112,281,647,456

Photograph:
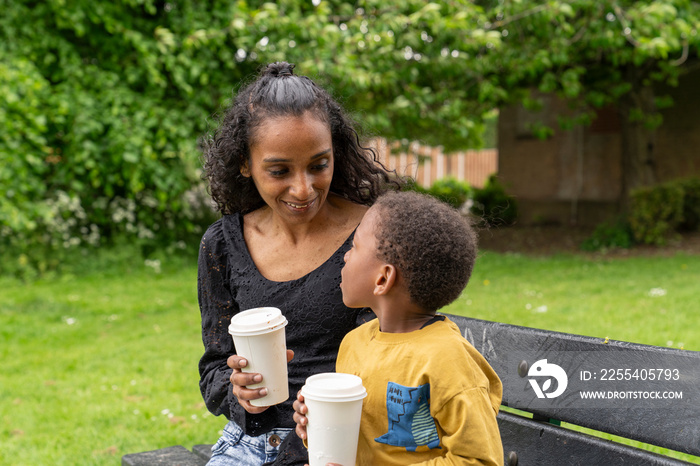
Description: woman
198,62,398,465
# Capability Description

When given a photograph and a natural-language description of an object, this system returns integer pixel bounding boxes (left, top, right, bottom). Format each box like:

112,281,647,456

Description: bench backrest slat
497,411,695,465
446,314,700,457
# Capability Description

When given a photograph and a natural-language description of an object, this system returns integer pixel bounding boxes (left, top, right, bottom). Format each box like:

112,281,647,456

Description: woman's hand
228,349,294,414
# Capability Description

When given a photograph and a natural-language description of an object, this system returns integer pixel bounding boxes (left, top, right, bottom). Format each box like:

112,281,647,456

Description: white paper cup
301,373,367,466
228,307,289,407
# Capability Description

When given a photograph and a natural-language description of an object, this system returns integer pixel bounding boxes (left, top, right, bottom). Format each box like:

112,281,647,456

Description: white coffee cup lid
228,307,288,336
301,373,367,402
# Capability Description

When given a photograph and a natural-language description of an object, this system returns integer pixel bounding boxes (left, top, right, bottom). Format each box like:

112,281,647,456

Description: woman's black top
198,212,373,436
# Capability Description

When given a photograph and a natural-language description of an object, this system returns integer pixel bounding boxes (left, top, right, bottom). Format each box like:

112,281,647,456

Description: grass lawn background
1,247,698,465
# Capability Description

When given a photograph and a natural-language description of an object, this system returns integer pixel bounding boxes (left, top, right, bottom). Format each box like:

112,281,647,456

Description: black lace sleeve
197,220,238,418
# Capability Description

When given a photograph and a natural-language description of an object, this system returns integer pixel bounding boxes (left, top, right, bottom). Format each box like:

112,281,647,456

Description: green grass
446,250,700,351
0,254,222,466
1,249,698,464
445,250,700,464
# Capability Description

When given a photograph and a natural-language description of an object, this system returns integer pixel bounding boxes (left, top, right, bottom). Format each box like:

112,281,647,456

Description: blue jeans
207,420,293,465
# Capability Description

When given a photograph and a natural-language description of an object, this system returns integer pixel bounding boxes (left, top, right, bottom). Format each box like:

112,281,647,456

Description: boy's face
340,207,385,308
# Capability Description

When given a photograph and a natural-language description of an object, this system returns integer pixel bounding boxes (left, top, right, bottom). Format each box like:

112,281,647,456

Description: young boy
293,191,504,465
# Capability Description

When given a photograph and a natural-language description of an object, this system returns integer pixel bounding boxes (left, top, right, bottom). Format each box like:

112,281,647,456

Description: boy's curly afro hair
372,191,478,313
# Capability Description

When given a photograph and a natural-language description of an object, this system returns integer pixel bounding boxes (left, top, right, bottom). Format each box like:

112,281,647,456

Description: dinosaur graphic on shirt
375,382,440,451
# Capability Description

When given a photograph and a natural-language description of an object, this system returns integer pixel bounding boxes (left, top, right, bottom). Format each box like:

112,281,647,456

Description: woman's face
244,112,334,225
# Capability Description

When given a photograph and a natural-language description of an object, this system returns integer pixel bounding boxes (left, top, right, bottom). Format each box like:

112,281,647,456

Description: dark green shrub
401,177,471,209
678,178,700,232
0,182,218,279
627,183,684,245
471,175,518,226
426,178,472,209
400,177,428,195
580,220,634,252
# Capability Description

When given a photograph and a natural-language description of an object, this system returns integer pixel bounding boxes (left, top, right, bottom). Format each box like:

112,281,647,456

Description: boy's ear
374,264,396,296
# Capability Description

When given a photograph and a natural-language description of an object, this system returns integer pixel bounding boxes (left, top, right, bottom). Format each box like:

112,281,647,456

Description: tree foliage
0,0,499,275
477,0,700,198
2,0,700,274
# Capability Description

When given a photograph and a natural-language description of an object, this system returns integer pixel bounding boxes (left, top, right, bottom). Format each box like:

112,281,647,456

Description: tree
3,0,699,273
474,0,700,203
0,0,497,273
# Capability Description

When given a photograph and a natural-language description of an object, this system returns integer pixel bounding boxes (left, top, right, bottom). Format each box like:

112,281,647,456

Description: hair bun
264,62,295,78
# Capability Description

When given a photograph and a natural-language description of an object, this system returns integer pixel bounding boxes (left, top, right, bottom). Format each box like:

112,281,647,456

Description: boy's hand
294,391,342,466
292,390,308,441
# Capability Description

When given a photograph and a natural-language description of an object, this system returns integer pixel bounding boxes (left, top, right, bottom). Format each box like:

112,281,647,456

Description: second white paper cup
228,307,289,407
301,372,367,466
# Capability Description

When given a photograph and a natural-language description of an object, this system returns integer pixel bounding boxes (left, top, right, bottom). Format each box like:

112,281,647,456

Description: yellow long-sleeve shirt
336,317,503,465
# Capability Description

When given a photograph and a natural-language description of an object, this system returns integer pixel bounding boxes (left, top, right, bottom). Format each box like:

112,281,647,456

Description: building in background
497,68,700,226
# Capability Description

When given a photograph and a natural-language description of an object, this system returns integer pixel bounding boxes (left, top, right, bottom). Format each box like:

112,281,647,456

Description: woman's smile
282,198,315,210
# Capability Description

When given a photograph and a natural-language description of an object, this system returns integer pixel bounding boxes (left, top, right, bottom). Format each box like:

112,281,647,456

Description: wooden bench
451,315,700,465
122,315,700,465
122,445,212,465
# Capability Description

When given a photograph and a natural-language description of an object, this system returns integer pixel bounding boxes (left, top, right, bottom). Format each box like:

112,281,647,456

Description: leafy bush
677,178,700,232
627,182,684,245
0,3,231,277
580,220,634,252
0,186,218,280
470,175,518,226
583,177,700,250
401,177,472,209
400,177,428,195
426,178,472,209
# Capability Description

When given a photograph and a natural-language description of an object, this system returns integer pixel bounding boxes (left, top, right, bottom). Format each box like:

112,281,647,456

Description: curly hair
372,191,478,313
200,62,400,215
